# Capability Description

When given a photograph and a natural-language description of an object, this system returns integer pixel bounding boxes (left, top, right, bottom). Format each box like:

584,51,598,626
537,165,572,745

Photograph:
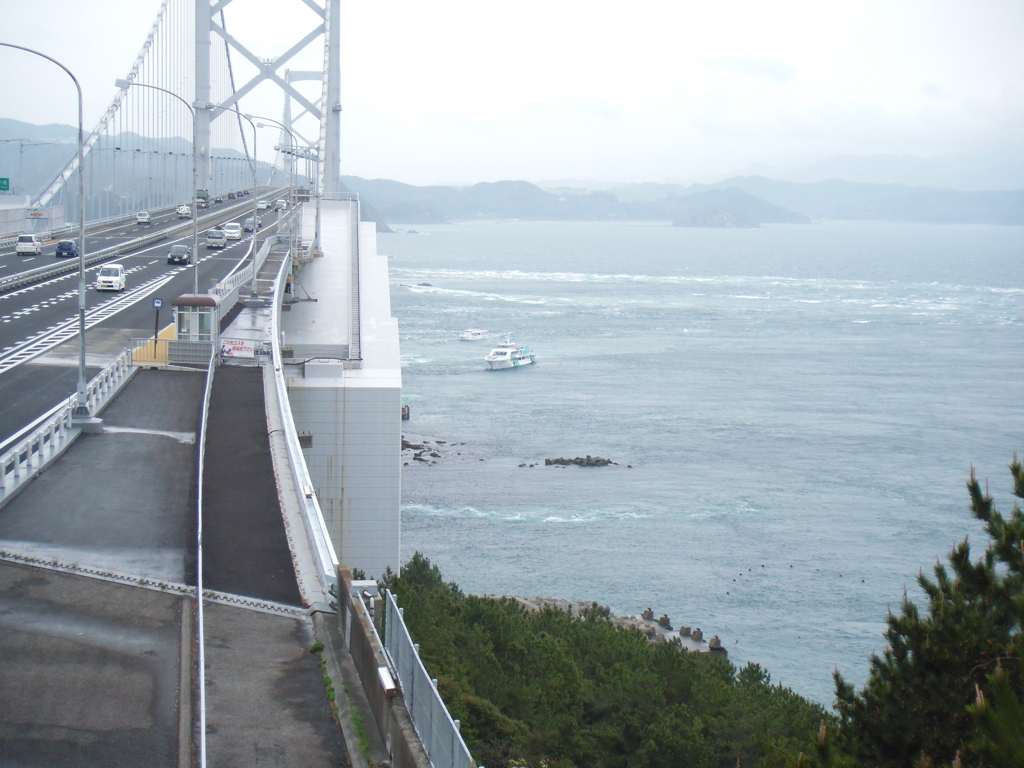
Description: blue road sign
152,298,164,309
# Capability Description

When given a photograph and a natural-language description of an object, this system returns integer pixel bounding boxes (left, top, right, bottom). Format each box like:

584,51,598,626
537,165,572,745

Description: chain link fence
384,590,476,768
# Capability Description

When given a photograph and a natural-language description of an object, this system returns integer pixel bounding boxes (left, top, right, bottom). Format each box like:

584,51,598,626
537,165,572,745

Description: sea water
383,219,1023,706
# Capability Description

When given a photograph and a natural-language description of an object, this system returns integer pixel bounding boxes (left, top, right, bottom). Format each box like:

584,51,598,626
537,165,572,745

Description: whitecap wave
402,503,652,524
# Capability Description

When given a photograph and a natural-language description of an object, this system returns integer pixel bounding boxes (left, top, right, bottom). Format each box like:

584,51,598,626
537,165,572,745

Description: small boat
485,335,536,369
460,328,488,341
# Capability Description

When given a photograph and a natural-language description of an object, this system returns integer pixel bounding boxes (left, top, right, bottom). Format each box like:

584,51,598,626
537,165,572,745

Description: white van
15,234,43,255
222,222,242,240
136,211,151,225
206,229,226,249
95,264,126,291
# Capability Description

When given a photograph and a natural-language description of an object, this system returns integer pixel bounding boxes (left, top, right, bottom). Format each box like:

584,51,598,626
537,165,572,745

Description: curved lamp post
249,115,301,257
214,107,261,306
250,115,298,205
115,79,199,295
0,43,90,416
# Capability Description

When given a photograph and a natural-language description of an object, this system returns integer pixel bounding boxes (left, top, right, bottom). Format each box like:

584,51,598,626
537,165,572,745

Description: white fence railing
0,203,180,249
0,351,135,507
0,196,264,294
384,590,476,768
268,249,339,600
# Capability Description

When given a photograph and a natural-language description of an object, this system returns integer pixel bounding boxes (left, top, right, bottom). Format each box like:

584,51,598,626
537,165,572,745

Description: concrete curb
312,610,390,768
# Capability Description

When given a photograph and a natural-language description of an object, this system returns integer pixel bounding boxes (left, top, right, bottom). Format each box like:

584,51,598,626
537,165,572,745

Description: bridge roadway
0,193,284,449
0,352,349,764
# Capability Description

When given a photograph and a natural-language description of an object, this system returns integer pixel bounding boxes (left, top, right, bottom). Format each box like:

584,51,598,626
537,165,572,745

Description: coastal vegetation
383,554,828,767
385,458,1024,767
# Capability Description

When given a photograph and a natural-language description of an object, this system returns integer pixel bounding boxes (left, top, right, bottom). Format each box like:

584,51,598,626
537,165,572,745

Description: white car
223,222,242,240
15,234,43,255
95,264,126,291
256,200,270,210
136,211,151,225
274,199,287,211
206,229,227,249
176,204,192,219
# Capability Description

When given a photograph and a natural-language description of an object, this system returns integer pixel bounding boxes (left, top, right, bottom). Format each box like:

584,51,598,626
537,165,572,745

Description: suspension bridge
0,3,473,767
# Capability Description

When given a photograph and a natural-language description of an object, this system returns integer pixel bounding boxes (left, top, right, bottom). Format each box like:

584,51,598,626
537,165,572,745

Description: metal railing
0,202,180,250
195,342,217,768
0,350,135,507
129,338,215,367
269,249,339,600
210,207,300,318
385,591,475,768
0,196,263,294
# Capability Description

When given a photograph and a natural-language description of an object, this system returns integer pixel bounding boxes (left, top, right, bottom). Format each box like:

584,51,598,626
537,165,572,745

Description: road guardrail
0,350,135,509
0,196,264,294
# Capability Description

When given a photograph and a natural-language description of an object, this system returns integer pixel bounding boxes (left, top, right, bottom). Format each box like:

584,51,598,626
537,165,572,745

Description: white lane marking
102,426,196,444
0,268,186,375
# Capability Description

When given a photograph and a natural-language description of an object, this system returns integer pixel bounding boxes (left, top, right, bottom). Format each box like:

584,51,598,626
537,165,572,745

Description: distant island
342,174,1024,230
4,118,1021,231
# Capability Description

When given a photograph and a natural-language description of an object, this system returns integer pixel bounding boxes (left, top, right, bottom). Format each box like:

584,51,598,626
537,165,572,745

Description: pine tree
834,456,1024,767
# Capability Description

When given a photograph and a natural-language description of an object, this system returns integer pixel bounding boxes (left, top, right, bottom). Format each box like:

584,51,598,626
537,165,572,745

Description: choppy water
383,220,1023,706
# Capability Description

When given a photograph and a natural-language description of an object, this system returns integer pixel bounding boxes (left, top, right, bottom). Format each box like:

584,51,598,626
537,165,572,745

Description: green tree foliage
967,666,1024,768
382,553,827,768
834,458,1024,767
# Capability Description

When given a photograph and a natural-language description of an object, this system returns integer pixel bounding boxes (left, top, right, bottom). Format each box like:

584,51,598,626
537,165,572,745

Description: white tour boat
460,328,488,341
484,335,536,369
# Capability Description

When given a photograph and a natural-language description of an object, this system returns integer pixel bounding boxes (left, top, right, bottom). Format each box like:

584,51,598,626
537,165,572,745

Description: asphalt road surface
0,192,289,448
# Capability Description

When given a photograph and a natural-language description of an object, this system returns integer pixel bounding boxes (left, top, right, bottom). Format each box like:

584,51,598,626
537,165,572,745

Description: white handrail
0,349,135,507
268,249,338,599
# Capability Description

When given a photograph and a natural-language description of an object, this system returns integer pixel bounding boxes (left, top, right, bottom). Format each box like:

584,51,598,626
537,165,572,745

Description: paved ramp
0,561,190,767
203,601,349,766
202,366,302,606
0,368,203,584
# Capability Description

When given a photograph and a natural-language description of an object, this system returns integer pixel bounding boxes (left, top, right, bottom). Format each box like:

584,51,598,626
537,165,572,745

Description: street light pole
251,116,297,203
216,108,261,306
250,115,302,273
1,43,90,417
115,79,199,294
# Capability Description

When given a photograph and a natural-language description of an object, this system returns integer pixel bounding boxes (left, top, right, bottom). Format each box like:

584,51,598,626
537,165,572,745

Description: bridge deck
0,368,202,582
0,363,350,765
202,365,302,605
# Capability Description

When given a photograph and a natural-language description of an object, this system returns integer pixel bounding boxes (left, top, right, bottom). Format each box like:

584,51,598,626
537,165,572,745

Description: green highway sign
0,178,8,192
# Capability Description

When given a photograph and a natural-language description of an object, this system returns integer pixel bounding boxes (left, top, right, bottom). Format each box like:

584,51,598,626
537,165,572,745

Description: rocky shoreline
503,595,726,657
544,455,617,467
402,434,630,469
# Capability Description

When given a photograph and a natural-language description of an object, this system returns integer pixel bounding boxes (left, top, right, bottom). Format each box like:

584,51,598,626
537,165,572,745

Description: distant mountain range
4,120,1021,228
540,149,1024,192
343,175,1024,228
726,151,1024,192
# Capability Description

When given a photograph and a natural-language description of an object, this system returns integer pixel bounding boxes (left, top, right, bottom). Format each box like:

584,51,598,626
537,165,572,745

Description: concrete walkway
202,365,302,605
0,368,203,584
0,561,190,767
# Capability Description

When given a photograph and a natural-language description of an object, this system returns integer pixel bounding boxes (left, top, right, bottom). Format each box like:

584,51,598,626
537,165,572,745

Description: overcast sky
2,0,1022,185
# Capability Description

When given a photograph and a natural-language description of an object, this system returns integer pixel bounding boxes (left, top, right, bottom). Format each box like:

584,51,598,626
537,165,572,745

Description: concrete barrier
337,565,432,768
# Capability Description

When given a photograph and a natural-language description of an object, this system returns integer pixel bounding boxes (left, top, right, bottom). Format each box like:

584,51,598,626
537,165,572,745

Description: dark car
214,196,223,204
167,244,191,265
55,240,79,258
227,192,236,200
